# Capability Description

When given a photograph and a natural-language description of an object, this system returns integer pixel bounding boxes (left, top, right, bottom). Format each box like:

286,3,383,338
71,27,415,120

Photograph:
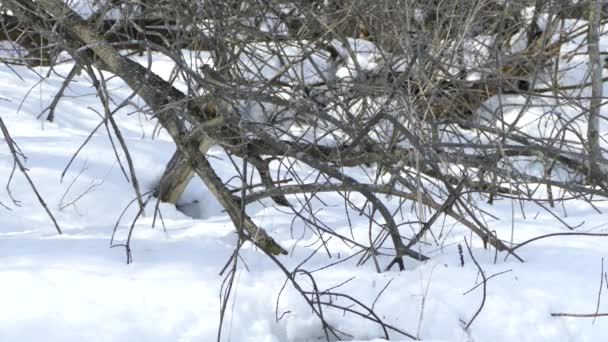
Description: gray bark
155,151,195,204
588,0,604,180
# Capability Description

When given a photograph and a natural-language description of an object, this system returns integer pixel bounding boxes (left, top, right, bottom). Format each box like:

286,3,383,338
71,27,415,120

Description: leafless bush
2,0,607,339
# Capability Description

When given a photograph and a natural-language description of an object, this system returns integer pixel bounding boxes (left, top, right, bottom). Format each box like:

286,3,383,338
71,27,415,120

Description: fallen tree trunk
6,0,287,256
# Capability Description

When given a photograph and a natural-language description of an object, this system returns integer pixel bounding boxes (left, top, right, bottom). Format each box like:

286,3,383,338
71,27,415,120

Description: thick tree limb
7,0,286,255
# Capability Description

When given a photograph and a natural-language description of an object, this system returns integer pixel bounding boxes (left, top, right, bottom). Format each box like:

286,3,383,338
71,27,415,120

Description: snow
335,38,384,81
2,15,608,342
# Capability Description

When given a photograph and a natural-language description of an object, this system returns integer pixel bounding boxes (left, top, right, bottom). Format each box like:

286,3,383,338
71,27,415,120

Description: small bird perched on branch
199,64,229,88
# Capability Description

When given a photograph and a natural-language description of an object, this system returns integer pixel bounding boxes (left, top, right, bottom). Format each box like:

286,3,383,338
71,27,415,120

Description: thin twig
463,237,486,331
593,258,604,324
551,312,608,318
0,116,62,234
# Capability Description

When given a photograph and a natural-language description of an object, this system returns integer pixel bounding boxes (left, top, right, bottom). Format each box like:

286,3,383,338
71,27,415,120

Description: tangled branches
2,0,608,339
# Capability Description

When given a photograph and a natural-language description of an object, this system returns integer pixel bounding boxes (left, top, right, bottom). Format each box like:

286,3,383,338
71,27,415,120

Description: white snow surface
1,51,608,342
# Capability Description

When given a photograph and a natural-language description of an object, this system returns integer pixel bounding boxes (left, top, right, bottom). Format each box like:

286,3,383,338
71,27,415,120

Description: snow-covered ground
2,47,608,342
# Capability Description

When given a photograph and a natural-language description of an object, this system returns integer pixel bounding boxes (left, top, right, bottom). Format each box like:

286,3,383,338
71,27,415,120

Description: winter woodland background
2,0,608,341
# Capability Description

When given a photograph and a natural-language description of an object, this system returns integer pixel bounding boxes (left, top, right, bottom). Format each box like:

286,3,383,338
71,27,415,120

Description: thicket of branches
2,0,608,339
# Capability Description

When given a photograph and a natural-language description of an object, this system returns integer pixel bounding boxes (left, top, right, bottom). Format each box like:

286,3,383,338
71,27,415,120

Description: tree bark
587,0,604,181
155,150,195,204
